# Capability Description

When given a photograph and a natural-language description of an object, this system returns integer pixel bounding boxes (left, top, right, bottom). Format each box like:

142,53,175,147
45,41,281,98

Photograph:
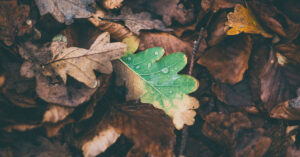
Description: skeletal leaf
46,32,127,88
105,7,171,35
119,47,199,129
226,4,272,38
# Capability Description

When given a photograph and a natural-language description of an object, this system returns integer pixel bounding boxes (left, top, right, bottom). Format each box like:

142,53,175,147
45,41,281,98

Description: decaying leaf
198,35,252,84
0,0,31,46
46,32,126,88
249,45,291,111
76,102,175,157
35,0,95,24
249,1,300,40
118,47,199,129
226,4,272,38
270,89,300,120
201,0,237,12
105,7,171,35
146,0,194,26
89,8,133,40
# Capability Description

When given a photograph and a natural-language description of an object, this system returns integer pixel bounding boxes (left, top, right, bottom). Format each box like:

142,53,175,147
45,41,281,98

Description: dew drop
147,63,151,68
174,67,178,70
154,51,159,55
169,91,173,94
161,68,168,73
136,65,140,69
127,57,131,61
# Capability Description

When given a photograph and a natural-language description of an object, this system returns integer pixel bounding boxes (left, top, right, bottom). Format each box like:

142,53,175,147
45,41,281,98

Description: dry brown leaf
249,1,300,40
147,0,194,26
201,0,237,12
76,102,175,157
102,0,123,9
138,32,207,61
0,0,31,46
249,45,292,111
198,35,252,84
35,0,95,25
207,11,229,47
212,79,254,107
47,32,126,88
105,7,171,35
0,74,5,87
89,8,133,40
226,4,272,38
270,89,300,120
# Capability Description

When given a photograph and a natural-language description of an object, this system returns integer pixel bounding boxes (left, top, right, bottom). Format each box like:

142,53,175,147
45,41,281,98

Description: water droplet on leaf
136,65,140,69
148,63,152,68
127,57,131,61
154,51,159,55
161,68,168,73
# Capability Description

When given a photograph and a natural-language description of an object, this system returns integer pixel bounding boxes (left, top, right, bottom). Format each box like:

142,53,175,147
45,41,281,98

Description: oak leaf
117,47,199,129
35,0,95,25
104,7,171,35
225,4,272,38
46,32,126,88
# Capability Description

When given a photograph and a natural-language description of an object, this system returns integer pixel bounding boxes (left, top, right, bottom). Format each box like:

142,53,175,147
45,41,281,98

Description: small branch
179,27,205,157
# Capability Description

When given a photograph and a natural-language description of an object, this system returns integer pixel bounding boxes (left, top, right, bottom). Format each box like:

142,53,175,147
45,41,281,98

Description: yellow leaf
225,4,272,38
122,35,140,54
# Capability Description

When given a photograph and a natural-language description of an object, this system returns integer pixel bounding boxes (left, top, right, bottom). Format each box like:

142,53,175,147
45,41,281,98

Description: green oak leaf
120,47,199,129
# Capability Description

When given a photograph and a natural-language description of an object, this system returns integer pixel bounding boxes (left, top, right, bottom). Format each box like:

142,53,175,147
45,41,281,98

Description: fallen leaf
139,32,207,60
102,0,123,9
270,88,300,120
42,104,74,123
286,146,300,157
226,4,272,38
202,112,252,146
146,0,194,26
46,32,126,88
35,0,95,24
0,74,5,87
122,35,140,54
201,0,237,12
0,0,31,46
89,8,133,40
76,102,175,157
275,0,300,23
249,1,300,40
207,11,229,47
104,7,171,35
198,35,252,84
248,44,291,111
212,79,254,107
118,47,199,129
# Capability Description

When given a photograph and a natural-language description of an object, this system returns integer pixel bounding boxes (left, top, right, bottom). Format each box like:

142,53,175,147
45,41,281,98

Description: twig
179,27,205,157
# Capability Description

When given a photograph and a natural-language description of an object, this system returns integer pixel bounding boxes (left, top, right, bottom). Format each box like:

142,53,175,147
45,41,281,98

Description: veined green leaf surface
120,47,199,129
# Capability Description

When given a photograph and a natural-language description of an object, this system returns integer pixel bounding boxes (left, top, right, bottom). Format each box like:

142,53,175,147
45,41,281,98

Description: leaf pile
0,0,300,157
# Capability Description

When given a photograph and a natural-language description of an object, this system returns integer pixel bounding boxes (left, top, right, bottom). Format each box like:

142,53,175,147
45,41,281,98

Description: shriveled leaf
47,32,126,88
76,102,175,157
35,0,95,25
198,35,252,84
105,7,171,35
226,4,272,38
0,0,31,46
119,47,199,129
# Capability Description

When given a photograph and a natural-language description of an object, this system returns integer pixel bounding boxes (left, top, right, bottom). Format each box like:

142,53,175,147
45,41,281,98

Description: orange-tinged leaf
225,4,272,38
